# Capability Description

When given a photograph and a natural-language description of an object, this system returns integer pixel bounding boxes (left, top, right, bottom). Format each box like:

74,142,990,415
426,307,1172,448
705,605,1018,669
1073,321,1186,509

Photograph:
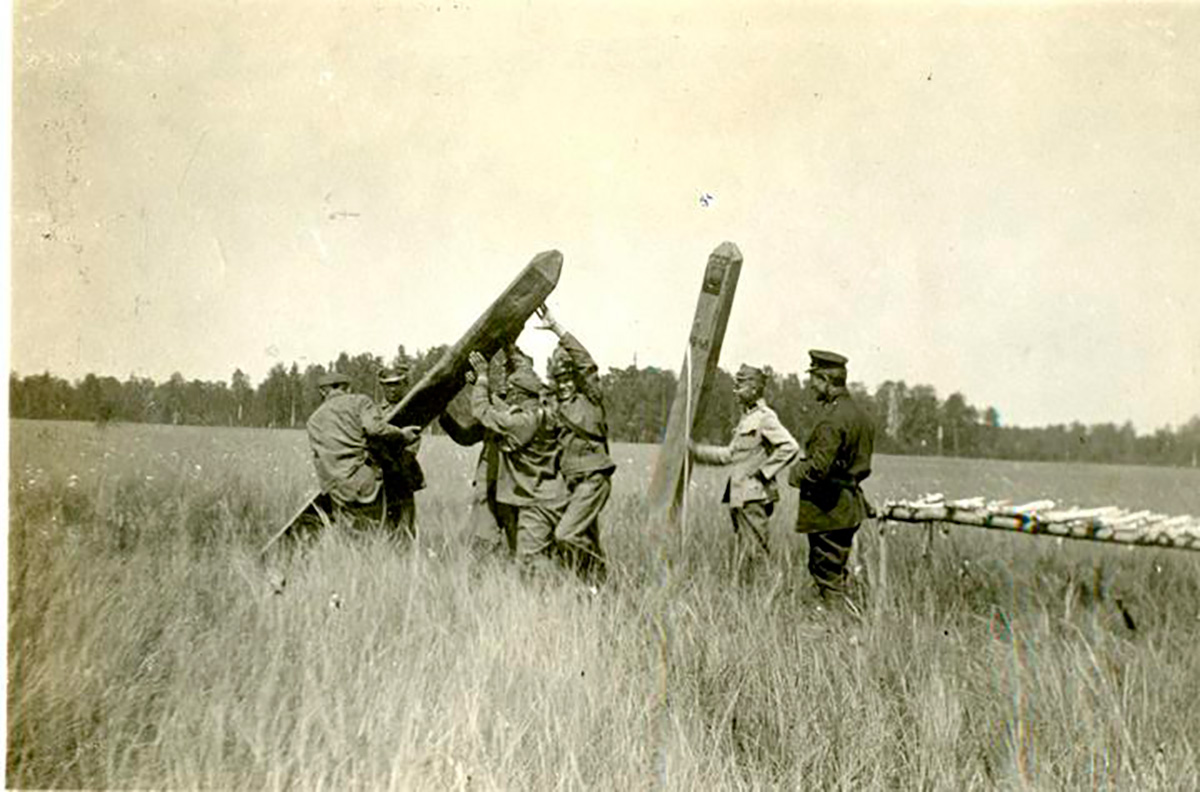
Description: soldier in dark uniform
787,350,875,602
371,363,426,540
536,304,616,584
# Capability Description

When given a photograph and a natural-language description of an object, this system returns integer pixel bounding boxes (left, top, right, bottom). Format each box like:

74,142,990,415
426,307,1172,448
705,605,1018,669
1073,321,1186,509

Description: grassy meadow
8,419,1200,790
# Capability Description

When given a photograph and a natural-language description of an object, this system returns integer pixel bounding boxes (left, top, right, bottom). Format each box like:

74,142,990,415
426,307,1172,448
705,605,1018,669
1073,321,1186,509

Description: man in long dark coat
788,350,876,601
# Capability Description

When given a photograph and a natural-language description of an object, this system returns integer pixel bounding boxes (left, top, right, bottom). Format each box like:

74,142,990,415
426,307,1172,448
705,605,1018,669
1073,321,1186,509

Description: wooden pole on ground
873,519,889,615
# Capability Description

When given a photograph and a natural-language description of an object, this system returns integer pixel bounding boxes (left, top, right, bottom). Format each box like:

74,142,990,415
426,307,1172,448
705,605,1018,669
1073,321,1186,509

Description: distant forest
10,344,1200,468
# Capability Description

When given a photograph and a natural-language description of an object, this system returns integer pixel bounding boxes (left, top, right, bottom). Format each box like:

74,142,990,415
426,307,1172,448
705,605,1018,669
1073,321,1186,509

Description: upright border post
647,242,743,528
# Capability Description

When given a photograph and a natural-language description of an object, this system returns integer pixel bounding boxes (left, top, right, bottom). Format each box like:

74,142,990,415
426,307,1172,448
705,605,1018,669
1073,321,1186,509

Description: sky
9,1,1200,432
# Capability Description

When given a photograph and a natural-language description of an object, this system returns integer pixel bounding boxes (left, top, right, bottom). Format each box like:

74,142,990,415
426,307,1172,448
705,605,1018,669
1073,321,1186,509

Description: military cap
807,349,848,372
549,346,576,378
505,367,543,398
504,344,534,373
318,372,351,388
734,363,767,388
377,364,409,384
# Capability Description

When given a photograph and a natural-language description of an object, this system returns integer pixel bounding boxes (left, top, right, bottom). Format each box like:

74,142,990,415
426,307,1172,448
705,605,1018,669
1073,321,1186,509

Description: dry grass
8,420,1200,789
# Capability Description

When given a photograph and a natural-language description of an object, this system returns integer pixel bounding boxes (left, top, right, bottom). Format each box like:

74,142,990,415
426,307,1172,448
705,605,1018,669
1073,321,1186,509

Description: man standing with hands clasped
788,350,876,605
689,364,799,573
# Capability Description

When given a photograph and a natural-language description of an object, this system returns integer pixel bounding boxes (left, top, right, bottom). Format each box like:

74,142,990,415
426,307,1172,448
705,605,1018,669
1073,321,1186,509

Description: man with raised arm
306,371,421,533
438,346,524,559
787,350,876,604
690,364,799,569
536,304,616,584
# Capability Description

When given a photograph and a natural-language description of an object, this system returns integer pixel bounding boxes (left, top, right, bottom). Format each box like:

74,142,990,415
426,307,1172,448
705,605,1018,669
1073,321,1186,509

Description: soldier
536,304,615,584
690,364,799,569
438,347,523,558
787,350,876,603
371,364,426,540
466,348,565,575
306,372,421,532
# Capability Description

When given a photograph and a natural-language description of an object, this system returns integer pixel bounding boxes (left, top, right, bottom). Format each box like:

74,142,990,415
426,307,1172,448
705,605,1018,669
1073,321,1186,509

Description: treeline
10,348,1200,468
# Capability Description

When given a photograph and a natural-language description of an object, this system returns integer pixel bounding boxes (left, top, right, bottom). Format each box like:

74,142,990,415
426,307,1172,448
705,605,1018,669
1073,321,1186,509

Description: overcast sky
10,1,1199,432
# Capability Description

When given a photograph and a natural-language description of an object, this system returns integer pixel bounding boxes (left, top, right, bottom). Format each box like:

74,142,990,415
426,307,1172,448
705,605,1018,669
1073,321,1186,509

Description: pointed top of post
711,241,743,263
529,250,563,287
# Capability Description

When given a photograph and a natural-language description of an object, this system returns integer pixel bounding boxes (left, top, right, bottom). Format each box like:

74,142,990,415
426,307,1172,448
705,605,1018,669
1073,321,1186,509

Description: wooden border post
647,242,743,527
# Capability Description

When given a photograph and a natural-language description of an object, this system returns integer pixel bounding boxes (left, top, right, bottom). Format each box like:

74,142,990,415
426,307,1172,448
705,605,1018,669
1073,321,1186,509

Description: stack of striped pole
878,494,1200,552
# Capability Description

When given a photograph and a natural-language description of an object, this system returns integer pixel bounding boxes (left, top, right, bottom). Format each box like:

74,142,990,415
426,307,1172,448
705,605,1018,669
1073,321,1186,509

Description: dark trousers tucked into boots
806,525,859,598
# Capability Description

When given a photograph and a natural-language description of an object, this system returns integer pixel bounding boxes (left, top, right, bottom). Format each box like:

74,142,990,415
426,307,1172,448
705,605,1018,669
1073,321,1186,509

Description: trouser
467,488,519,559
514,501,566,575
729,501,774,556
329,494,385,533
383,492,417,541
555,471,611,583
806,525,860,597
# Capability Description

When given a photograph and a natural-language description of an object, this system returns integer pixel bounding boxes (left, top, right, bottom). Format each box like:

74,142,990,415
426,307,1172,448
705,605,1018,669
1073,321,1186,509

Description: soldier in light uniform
787,350,876,602
690,364,800,566
536,304,615,584
306,372,420,532
372,363,426,540
466,348,565,574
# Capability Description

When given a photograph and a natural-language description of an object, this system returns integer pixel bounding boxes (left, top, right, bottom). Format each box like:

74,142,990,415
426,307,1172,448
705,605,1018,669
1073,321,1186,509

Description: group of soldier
306,304,615,584
305,303,875,601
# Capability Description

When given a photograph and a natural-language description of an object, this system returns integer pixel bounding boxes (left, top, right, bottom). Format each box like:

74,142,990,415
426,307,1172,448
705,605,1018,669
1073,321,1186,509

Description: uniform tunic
692,399,799,507
306,392,407,507
787,385,875,597
371,397,425,538
548,332,615,580
470,377,564,561
788,386,875,533
439,406,517,556
692,399,799,552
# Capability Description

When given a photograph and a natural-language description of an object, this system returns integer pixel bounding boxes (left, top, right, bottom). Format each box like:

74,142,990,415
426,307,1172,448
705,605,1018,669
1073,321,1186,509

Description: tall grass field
8,419,1200,789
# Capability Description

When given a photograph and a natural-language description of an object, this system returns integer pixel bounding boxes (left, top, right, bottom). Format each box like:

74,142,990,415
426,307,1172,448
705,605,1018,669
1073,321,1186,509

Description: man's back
307,392,384,505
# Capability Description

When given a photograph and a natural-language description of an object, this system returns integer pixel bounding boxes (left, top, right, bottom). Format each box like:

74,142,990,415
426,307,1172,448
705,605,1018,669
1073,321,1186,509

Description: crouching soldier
537,304,615,584
466,349,565,575
306,372,421,533
690,364,799,570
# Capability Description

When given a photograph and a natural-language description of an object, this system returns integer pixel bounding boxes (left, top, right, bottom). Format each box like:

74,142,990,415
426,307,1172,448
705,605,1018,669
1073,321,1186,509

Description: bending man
306,372,421,533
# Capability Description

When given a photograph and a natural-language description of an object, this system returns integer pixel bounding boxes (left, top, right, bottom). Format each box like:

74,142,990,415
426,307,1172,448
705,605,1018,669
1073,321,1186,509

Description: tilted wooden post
383,250,563,429
261,251,563,556
647,242,742,527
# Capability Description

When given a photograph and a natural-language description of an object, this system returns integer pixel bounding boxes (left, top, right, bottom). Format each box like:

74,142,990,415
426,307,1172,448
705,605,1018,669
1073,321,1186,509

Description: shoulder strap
558,404,610,453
